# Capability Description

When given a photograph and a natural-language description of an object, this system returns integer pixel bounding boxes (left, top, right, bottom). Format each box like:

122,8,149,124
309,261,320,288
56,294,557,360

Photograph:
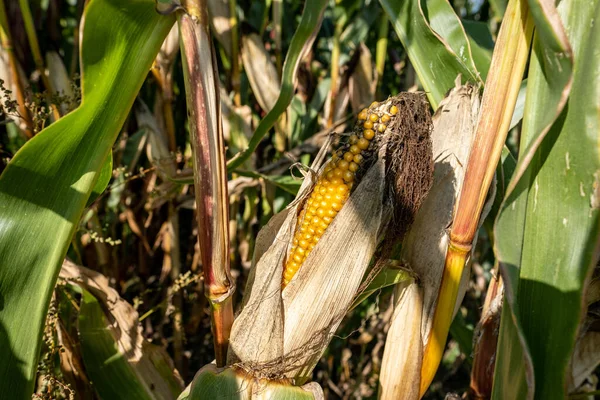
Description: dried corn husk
227,94,433,385
470,273,503,398
241,34,280,114
136,101,176,181
379,80,481,399
569,326,600,393
568,266,600,393
405,80,480,347
379,279,423,400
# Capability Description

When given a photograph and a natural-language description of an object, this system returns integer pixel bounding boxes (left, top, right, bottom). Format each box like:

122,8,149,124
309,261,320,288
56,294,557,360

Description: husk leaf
379,80,481,399
282,156,390,380
379,279,423,400
402,80,480,347
180,364,323,400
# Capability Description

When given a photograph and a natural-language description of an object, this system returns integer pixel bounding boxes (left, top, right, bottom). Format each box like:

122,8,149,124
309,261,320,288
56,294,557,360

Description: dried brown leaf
46,51,75,115
241,34,280,114
206,0,232,57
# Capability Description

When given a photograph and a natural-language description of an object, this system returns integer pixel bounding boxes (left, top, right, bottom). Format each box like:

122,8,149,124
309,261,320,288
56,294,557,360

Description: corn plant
0,0,598,399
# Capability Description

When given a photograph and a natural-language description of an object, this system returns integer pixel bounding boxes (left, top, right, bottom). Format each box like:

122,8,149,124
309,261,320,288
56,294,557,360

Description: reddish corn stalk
178,0,234,367
419,0,535,395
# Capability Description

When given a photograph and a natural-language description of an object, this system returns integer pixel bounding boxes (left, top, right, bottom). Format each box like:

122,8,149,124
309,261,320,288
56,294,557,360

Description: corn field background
0,0,598,399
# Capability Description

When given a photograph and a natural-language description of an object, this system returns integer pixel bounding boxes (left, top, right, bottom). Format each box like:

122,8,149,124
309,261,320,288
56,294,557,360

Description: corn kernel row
282,102,399,287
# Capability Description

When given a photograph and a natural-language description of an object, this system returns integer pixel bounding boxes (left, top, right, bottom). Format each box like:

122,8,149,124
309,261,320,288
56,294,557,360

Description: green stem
229,0,240,107
375,14,389,93
18,0,61,121
327,20,343,127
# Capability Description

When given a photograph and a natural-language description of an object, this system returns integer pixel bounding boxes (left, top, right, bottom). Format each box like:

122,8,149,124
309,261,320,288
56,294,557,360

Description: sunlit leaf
379,0,483,108
493,1,598,398
0,0,175,397
227,0,328,170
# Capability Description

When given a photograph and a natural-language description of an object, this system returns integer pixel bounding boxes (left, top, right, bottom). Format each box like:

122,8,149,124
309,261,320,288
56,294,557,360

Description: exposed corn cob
282,101,400,287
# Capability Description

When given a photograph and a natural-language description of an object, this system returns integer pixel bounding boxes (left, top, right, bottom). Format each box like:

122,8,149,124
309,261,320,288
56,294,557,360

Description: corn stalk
178,0,234,367
419,0,534,394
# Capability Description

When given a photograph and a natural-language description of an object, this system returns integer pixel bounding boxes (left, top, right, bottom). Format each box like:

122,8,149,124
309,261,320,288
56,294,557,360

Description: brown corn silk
228,93,433,383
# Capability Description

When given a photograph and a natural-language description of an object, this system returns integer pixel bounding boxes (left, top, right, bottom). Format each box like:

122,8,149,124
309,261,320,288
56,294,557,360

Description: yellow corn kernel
363,129,375,140
357,138,370,150
358,109,368,120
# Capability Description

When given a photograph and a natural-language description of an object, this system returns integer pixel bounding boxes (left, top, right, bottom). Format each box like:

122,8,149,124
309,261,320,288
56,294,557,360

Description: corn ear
228,94,433,384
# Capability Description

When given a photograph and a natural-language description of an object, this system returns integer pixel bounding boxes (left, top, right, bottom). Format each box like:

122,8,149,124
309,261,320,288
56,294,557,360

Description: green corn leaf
379,0,484,109
350,268,412,310
462,19,494,79
180,364,321,400
493,1,599,398
226,0,328,170
424,0,491,80
79,291,153,400
87,152,113,207
0,0,175,397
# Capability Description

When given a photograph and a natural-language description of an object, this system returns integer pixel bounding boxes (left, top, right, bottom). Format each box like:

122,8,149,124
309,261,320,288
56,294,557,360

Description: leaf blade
227,0,327,170
493,1,600,398
0,1,175,397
